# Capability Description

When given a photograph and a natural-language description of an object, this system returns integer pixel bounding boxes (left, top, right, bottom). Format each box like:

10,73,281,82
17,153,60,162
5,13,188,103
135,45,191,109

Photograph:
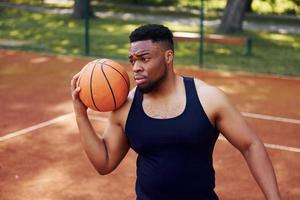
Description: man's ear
164,50,174,64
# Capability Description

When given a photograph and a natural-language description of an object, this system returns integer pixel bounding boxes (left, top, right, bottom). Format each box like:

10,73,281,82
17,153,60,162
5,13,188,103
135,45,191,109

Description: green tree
292,0,300,6
218,0,247,33
245,0,253,12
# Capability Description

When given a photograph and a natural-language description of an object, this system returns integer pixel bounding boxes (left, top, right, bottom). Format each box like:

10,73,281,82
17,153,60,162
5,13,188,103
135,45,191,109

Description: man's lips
134,75,147,85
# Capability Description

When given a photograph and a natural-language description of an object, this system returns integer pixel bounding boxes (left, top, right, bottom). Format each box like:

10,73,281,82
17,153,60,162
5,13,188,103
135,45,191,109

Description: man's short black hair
129,24,174,51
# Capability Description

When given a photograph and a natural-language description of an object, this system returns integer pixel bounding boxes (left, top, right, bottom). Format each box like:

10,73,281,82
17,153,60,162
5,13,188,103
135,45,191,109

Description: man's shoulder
109,87,136,125
115,86,136,111
128,87,137,99
193,78,229,110
193,78,223,96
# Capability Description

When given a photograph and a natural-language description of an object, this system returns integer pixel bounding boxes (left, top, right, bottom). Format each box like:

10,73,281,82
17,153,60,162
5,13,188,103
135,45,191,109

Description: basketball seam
103,63,130,93
101,63,117,110
90,62,101,111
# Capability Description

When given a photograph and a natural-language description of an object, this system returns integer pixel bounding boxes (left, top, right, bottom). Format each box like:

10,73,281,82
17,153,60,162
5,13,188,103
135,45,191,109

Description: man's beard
138,67,167,94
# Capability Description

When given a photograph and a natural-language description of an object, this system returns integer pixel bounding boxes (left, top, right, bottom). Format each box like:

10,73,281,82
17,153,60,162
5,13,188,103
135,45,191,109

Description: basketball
78,59,130,112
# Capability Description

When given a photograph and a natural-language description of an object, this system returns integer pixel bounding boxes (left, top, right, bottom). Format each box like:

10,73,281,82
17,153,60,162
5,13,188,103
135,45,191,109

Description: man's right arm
71,72,130,175
75,113,130,175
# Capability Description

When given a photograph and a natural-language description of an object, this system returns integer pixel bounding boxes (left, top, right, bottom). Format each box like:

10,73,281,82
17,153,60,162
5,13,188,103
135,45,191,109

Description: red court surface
0,49,299,199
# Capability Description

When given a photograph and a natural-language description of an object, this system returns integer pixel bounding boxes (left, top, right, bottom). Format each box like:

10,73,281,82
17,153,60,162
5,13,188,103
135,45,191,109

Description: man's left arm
214,89,281,200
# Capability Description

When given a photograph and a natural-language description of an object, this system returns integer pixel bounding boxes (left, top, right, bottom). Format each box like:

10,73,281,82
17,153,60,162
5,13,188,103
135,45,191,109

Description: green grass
95,0,300,16
3,1,299,26
0,8,299,76
175,31,300,76
89,2,300,26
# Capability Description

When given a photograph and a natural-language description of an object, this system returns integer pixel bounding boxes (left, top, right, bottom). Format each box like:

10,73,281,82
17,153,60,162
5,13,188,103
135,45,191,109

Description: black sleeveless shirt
125,77,219,200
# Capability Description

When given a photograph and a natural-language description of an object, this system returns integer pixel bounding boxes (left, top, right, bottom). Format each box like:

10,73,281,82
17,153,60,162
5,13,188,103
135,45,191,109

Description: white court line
88,112,300,125
91,116,300,153
0,113,73,142
218,136,300,153
264,143,300,153
89,113,300,125
1,112,299,153
241,112,300,124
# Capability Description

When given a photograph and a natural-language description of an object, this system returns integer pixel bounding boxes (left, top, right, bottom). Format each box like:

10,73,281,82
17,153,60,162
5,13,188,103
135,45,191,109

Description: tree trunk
72,0,94,19
245,0,253,13
218,0,247,33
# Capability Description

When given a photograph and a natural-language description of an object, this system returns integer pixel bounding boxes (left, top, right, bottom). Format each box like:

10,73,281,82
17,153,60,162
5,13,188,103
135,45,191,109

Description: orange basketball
78,59,130,112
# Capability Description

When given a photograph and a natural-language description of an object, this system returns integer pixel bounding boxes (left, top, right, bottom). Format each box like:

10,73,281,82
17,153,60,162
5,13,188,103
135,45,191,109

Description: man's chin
137,85,152,93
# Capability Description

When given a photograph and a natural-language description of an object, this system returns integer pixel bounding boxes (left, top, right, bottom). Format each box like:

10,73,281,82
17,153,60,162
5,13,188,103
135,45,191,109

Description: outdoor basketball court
0,49,299,199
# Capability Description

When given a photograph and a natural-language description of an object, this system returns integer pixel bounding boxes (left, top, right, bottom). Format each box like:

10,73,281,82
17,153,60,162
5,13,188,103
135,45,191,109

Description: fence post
84,0,90,56
199,0,205,67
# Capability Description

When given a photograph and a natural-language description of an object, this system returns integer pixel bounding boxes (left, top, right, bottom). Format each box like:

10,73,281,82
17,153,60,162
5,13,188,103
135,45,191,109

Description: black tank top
125,77,219,200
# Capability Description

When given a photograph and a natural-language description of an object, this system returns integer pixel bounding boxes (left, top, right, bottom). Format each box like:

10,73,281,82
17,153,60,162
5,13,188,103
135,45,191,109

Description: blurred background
0,0,299,76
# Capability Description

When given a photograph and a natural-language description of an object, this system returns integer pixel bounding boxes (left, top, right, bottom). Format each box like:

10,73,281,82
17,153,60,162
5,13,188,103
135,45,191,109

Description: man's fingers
72,87,81,101
71,72,81,90
73,71,81,79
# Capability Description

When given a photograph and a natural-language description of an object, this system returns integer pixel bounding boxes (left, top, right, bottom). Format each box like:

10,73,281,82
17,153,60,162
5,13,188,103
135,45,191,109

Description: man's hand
71,72,87,117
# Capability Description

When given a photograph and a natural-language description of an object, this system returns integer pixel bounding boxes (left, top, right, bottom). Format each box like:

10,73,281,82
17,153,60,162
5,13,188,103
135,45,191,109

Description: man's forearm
76,115,109,174
242,141,281,200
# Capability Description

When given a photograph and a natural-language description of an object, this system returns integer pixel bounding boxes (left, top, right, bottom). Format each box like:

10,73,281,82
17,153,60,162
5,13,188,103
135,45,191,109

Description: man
71,24,281,200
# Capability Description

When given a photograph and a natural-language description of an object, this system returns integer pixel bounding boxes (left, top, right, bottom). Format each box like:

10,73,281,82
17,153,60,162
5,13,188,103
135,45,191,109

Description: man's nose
132,61,143,73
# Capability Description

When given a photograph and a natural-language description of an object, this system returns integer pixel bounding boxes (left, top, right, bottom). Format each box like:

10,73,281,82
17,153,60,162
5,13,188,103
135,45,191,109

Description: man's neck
143,73,181,99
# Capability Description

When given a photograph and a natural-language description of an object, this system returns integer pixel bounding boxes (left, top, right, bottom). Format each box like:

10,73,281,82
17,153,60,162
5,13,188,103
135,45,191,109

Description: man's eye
142,57,149,62
129,60,135,65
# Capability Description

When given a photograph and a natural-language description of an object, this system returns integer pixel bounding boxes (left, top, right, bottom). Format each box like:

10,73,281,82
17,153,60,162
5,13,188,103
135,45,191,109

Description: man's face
129,40,168,93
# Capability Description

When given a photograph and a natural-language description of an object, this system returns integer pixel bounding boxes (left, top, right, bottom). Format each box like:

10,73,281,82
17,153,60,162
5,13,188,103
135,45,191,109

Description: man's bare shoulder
109,87,137,125
128,87,137,100
193,78,229,111
194,78,225,97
